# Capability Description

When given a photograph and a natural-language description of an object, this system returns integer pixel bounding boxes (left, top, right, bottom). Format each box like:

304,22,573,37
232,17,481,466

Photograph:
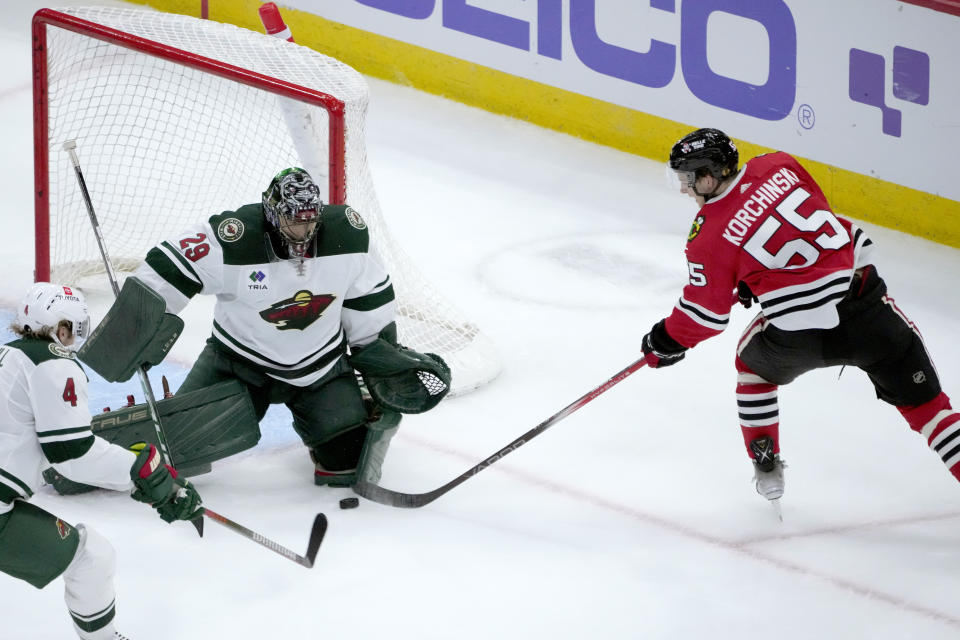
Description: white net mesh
40,6,499,394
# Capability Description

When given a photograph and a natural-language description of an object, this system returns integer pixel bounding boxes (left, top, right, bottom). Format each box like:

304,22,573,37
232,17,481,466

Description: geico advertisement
285,0,958,201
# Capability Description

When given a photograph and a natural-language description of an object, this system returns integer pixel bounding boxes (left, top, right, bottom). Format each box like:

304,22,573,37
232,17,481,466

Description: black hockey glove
737,281,758,309
641,320,688,369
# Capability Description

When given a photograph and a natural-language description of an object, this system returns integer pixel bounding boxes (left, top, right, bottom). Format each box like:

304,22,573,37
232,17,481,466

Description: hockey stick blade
303,513,328,567
353,480,444,509
202,509,328,569
190,515,204,537
354,358,647,508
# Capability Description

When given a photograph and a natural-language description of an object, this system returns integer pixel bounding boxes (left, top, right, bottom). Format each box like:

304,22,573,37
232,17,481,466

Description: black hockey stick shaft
353,358,648,508
202,510,328,568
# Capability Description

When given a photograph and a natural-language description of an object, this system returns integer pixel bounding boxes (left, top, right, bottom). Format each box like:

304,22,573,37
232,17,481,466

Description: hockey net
33,6,499,395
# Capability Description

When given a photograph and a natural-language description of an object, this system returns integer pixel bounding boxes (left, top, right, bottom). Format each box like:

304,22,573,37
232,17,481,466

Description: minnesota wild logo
345,207,366,230
55,518,72,540
217,217,244,242
48,343,75,359
688,214,706,241
260,290,336,330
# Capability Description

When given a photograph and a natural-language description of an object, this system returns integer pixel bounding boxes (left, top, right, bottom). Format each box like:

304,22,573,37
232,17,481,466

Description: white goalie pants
63,524,120,640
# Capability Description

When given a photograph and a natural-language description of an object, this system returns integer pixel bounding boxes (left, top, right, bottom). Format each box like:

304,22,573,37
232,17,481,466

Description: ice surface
3,2,960,638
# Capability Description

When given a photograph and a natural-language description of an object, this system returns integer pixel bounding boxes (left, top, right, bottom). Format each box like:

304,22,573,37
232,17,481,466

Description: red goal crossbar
32,8,347,282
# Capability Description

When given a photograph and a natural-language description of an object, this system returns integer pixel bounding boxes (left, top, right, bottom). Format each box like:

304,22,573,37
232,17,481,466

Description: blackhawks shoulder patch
688,214,706,242
217,217,245,242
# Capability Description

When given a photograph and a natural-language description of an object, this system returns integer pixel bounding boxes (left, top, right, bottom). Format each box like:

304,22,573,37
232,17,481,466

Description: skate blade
769,497,783,522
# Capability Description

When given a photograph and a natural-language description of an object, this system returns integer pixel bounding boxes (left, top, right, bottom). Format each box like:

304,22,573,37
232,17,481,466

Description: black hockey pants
737,265,942,408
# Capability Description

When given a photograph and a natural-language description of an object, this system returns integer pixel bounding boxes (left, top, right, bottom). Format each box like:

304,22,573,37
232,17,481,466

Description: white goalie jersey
134,203,397,387
0,339,135,513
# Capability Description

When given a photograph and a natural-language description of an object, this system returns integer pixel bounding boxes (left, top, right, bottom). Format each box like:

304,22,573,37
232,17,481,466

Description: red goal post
33,7,346,282
32,6,499,394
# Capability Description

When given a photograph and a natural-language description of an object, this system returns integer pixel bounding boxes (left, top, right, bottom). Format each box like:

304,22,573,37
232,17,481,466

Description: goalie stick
62,140,172,465
353,359,647,508
63,139,328,568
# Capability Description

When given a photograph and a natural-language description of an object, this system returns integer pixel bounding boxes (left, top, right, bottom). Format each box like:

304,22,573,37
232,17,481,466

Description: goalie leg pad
309,409,402,487
77,277,183,382
310,426,367,487
356,409,402,485
90,379,261,471
287,366,368,486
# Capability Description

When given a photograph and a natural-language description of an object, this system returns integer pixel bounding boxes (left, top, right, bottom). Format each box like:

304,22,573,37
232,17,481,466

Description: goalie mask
262,168,323,258
16,282,91,350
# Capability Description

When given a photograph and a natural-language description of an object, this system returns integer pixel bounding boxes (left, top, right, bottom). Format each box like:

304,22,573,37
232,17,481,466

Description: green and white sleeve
342,253,396,347
135,220,225,313
31,360,134,491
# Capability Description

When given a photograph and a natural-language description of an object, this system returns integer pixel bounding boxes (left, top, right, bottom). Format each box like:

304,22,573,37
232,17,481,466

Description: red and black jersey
664,152,875,348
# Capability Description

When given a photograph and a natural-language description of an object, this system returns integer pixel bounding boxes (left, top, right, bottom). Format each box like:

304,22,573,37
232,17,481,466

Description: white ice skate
749,436,786,521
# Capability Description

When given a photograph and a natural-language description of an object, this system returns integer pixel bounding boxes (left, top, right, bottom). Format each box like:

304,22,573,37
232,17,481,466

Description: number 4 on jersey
62,377,78,406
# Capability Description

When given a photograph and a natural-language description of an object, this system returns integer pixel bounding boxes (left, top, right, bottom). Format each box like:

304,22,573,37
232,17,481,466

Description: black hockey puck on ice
339,497,360,509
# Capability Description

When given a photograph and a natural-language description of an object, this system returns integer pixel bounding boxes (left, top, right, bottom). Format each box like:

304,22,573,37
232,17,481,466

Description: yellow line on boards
125,0,960,248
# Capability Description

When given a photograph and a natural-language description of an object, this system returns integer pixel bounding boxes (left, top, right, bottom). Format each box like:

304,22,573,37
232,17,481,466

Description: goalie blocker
78,277,183,383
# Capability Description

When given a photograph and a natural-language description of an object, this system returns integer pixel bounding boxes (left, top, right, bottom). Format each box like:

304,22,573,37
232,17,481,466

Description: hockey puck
339,497,360,509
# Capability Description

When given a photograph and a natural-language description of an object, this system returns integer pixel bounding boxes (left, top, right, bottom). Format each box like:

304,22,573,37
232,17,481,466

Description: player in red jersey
642,128,960,505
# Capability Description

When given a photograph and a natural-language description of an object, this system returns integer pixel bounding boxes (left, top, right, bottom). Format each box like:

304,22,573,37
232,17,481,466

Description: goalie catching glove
130,444,204,522
349,322,452,414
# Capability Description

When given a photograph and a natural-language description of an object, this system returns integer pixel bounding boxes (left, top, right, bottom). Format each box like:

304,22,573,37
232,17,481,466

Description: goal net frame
31,6,499,395
33,8,347,280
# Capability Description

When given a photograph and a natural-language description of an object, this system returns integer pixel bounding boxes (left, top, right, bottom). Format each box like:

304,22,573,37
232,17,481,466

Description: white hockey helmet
16,282,91,349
